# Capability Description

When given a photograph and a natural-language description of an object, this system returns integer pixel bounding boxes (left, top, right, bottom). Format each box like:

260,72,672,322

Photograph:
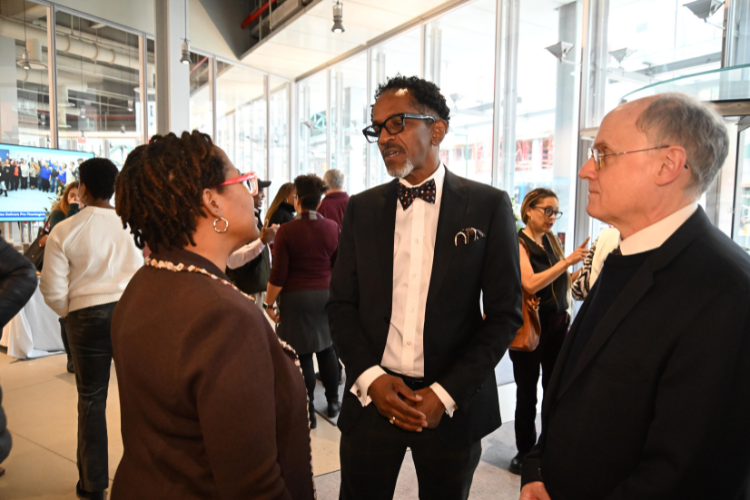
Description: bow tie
397,179,436,210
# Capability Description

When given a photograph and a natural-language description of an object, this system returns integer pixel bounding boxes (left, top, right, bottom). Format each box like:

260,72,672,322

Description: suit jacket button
357,390,362,397
453,404,458,410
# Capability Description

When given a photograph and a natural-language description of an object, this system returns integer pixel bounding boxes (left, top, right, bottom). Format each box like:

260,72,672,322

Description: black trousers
11,176,18,190
59,316,72,363
509,311,569,455
299,345,339,407
339,403,482,500
66,302,117,492
20,177,27,189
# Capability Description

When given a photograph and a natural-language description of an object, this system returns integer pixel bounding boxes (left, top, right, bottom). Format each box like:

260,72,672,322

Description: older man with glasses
519,93,750,500
327,75,522,500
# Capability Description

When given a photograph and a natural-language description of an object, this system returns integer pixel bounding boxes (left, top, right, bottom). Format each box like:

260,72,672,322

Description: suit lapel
554,207,712,402
376,179,399,297
427,169,469,309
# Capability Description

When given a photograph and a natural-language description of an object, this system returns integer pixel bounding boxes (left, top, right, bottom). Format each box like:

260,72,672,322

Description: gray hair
635,92,729,195
324,169,345,190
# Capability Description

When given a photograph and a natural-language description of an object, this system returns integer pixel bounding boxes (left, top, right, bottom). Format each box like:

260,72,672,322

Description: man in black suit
520,93,750,500
327,76,523,500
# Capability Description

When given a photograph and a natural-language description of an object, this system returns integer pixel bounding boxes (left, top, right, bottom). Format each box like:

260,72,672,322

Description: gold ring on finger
390,416,396,425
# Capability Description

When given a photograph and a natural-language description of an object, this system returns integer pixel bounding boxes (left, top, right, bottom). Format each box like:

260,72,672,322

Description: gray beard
386,158,415,179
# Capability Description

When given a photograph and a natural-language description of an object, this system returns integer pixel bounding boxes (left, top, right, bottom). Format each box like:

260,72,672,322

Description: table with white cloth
1,278,64,359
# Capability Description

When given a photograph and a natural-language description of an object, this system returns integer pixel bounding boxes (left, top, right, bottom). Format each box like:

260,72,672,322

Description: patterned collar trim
294,210,318,221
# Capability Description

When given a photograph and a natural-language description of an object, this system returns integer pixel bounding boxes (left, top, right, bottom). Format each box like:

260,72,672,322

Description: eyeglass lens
364,115,405,143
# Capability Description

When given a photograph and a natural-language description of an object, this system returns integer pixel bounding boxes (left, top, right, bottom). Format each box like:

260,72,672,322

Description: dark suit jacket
522,208,750,500
327,169,523,449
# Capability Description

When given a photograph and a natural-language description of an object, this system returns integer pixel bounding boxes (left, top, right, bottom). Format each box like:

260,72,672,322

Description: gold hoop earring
213,217,229,233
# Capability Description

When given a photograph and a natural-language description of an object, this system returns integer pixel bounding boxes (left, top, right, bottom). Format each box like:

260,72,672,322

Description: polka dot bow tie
397,179,436,210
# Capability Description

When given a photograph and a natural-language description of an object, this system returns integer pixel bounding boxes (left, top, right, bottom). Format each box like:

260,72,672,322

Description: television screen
0,144,95,222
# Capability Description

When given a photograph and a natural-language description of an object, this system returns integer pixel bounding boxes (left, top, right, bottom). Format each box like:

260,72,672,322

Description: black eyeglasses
362,113,436,143
534,206,563,219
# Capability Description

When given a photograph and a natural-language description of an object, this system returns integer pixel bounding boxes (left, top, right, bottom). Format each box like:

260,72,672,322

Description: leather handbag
509,239,541,352
24,226,47,272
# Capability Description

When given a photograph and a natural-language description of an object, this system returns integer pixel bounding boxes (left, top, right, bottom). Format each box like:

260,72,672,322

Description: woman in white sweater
40,158,142,500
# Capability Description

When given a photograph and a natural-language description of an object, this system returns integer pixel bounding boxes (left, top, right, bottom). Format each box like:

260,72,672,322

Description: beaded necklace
144,256,317,499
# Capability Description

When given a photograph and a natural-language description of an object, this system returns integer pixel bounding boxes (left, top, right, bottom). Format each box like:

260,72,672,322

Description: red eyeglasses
215,171,258,196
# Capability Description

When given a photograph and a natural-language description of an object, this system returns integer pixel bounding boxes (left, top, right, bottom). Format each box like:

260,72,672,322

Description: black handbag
24,226,47,272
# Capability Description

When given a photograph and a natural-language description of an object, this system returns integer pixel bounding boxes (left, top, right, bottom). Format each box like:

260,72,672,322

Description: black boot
509,451,526,475
309,403,317,429
328,400,341,418
76,481,104,500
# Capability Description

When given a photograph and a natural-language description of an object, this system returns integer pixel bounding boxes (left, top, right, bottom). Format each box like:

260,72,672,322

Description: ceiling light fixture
545,42,575,64
180,0,191,64
684,0,724,20
17,3,30,70
331,0,345,34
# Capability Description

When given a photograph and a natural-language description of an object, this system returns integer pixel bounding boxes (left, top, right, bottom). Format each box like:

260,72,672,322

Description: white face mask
386,158,415,179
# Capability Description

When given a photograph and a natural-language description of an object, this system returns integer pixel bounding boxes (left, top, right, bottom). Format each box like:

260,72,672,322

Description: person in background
20,160,29,190
520,93,750,500
40,158,143,500
39,161,50,193
46,181,82,374
318,168,349,228
10,161,19,191
29,160,39,190
49,163,59,195
267,182,296,226
112,131,315,499
226,179,279,310
570,227,620,301
265,174,341,429
0,237,38,478
58,164,68,187
509,188,588,475
0,161,10,197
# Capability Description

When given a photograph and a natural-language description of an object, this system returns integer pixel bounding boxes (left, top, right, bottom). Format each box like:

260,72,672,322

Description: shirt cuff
350,365,387,407
430,383,458,418
226,240,265,269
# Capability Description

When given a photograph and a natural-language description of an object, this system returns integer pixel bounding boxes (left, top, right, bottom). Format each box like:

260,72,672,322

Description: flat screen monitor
0,144,94,222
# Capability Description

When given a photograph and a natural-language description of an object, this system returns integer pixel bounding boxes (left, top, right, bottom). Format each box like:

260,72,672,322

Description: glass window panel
189,53,212,136
330,53,367,195
734,129,750,253
215,62,266,176
54,12,142,166
269,76,290,205
512,0,581,253
145,37,156,141
425,0,496,185
0,0,52,148
297,71,327,178
369,27,420,187
604,0,724,112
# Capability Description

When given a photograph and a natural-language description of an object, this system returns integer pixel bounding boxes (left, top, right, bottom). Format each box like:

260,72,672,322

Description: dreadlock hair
115,130,227,252
373,75,451,128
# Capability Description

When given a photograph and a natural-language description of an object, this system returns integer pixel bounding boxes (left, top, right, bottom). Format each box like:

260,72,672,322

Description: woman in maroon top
265,174,340,429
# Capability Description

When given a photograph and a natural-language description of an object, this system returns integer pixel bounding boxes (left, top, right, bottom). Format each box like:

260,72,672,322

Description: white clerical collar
399,163,446,189
619,202,698,256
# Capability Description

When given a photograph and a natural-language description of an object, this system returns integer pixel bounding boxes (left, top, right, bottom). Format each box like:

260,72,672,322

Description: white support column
154,0,190,135
47,5,58,149
491,0,503,189
0,35,19,144
139,35,149,143
500,0,520,194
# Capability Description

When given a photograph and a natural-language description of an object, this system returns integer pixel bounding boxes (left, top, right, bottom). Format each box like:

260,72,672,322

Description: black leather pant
509,311,569,455
66,302,117,492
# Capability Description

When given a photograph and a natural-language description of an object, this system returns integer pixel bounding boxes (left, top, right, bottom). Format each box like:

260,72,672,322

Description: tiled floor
0,350,538,499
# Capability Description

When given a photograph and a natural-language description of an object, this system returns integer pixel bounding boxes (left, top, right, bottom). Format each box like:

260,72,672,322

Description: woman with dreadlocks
110,131,315,500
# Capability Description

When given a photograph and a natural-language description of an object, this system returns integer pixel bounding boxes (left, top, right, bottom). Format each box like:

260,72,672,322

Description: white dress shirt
352,164,458,417
619,203,698,256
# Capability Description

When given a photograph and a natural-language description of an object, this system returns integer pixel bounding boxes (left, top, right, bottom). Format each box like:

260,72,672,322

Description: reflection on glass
734,129,750,253
189,53,212,136
606,0,724,111
297,72,327,178
54,11,144,166
215,62,266,176
369,28,420,187
425,0,495,186
512,0,580,253
0,1,51,148
330,53,367,194
269,76,290,204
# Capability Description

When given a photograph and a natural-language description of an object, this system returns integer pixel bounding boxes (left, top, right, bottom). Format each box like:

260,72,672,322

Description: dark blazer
522,208,750,500
268,202,295,226
0,238,37,464
111,247,314,500
327,169,523,449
